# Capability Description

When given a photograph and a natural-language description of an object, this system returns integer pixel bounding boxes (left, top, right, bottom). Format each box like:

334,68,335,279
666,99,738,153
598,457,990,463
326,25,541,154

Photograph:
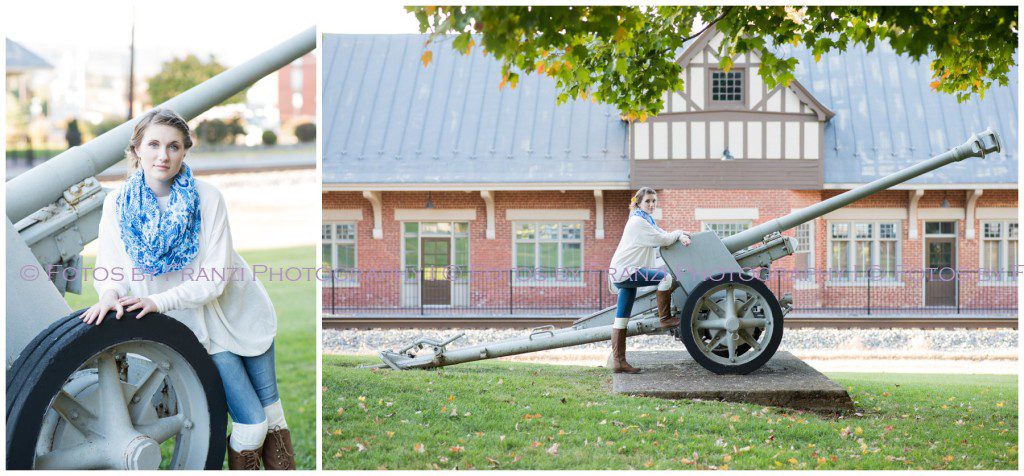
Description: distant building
278,52,316,127
321,30,1018,316
6,39,56,157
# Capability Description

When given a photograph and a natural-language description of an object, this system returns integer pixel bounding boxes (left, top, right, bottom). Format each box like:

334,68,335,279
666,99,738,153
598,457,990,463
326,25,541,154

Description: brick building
321,30,1018,317
278,52,316,128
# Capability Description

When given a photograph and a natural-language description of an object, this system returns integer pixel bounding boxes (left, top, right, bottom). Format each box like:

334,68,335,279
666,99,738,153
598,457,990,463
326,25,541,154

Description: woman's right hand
80,290,125,325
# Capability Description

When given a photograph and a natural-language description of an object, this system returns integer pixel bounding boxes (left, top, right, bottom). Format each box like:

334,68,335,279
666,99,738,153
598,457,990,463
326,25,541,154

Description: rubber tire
6,309,227,470
678,273,784,375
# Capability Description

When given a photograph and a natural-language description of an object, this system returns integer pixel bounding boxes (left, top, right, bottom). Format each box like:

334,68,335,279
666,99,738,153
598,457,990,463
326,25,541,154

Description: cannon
5,27,315,470
375,129,1002,375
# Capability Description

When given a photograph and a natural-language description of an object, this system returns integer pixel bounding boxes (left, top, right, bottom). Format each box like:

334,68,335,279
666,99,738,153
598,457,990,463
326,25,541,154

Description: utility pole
127,3,136,119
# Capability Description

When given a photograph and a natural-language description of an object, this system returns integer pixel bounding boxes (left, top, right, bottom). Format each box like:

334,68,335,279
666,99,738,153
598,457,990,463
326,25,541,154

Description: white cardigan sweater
94,179,277,356
607,214,682,294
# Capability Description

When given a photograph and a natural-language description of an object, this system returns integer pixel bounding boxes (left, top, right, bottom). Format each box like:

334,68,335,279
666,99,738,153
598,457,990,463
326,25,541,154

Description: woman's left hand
118,296,159,319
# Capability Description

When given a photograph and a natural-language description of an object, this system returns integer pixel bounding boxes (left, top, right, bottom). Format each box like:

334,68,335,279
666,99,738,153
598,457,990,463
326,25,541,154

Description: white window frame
400,221,471,284
826,220,903,286
793,220,816,287
979,220,1018,286
323,221,358,287
701,220,752,239
512,221,585,287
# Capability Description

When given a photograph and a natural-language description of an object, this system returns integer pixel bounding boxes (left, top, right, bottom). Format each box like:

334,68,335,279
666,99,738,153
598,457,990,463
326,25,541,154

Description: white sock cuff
263,400,288,430
230,419,268,452
612,318,629,329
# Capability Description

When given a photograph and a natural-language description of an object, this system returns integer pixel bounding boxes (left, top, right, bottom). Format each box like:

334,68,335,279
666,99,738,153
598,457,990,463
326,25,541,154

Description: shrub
262,130,278,146
294,122,316,143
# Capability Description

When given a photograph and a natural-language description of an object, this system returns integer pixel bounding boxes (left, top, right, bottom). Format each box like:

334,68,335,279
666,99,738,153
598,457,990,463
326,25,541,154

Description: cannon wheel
678,273,784,375
6,309,227,470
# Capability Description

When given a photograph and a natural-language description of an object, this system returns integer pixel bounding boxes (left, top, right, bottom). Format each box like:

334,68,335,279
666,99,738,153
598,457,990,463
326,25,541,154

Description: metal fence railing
322,268,1018,317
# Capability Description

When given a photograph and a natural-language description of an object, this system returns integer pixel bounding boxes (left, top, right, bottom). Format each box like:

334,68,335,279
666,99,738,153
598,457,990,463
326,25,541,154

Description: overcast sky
4,0,419,64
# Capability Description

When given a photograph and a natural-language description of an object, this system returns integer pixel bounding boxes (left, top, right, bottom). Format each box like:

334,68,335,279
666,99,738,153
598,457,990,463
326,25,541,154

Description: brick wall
323,188,1017,314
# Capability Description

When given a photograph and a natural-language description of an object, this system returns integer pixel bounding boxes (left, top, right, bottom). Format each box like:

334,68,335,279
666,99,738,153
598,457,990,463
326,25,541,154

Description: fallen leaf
413,443,425,453
336,407,344,415
547,443,559,455
421,50,433,67
449,446,464,453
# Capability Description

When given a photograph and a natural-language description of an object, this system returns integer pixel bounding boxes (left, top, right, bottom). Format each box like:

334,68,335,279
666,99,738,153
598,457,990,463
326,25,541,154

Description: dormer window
710,69,744,106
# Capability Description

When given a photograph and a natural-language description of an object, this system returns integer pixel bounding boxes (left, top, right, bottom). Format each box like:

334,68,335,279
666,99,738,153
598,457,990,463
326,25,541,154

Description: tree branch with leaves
409,6,1017,120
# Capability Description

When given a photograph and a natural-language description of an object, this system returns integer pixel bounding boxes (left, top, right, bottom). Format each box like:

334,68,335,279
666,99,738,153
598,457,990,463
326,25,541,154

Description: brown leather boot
610,328,641,374
262,426,296,470
657,286,680,329
227,435,262,470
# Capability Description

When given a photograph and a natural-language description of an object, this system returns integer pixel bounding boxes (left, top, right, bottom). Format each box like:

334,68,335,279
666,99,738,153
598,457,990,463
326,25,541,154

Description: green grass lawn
323,356,1017,470
67,246,316,469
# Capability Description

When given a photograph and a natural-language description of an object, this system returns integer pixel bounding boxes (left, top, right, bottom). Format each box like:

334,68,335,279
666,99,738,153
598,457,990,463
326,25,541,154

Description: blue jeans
210,342,281,425
614,268,667,318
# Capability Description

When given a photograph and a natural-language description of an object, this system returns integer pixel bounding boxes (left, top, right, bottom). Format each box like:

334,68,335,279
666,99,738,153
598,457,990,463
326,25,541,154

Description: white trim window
702,220,751,239
793,221,815,283
513,221,584,285
981,220,1018,282
401,221,470,282
322,222,357,286
828,221,900,282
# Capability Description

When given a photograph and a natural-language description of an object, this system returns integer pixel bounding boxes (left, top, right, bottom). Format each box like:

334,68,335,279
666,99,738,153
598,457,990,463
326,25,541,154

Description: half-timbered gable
631,27,833,189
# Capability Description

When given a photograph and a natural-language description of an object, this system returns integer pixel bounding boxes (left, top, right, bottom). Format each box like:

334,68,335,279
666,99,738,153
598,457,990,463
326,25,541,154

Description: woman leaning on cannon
81,108,295,470
606,187,691,373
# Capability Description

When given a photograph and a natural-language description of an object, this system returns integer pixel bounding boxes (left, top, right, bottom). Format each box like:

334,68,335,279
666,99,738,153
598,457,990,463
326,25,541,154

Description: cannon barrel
721,129,1002,253
5,26,316,224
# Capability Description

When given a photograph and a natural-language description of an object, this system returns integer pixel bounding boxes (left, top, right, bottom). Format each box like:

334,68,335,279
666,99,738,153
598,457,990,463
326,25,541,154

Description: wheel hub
124,435,162,470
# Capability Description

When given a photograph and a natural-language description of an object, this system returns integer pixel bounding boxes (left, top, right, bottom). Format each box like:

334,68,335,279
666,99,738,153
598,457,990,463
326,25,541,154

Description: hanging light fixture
425,191,435,209
940,191,949,208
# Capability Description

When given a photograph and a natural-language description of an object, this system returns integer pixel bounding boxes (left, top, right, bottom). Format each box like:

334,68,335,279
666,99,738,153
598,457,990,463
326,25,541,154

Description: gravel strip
323,327,1018,360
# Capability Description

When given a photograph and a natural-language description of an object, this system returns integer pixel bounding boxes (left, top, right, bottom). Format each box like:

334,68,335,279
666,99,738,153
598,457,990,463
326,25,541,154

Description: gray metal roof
322,34,629,185
784,41,1018,185
6,39,53,73
323,33,1017,187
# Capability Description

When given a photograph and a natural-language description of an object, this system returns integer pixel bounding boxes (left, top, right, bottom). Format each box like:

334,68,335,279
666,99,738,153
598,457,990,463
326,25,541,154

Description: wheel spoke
738,329,761,350
738,318,767,329
725,286,735,317
52,391,100,439
35,440,109,470
706,330,726,350
726,332,737,362
697,319,727,330
702,298,726,318
737,295,760,318
96,353,133,431
137,414,185,443
130,365,167,423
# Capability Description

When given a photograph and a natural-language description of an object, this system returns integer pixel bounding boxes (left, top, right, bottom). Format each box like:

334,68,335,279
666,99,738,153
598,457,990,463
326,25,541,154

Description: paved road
6,144,315,180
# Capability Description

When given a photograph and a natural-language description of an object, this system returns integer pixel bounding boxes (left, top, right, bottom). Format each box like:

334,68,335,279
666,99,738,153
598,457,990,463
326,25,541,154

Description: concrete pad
611,350,854,413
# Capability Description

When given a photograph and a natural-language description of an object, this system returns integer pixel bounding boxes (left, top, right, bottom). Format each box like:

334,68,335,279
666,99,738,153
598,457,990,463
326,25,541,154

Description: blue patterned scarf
116,164,201,276
631,208,664,233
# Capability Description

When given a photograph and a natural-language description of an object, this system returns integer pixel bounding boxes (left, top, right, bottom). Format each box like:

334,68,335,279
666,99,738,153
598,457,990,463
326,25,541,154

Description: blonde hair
629,187,657,212
125,108,193,175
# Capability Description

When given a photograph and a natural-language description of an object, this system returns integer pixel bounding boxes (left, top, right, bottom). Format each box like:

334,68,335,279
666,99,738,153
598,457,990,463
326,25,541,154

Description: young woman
606,187,691,373
81,108,295,470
